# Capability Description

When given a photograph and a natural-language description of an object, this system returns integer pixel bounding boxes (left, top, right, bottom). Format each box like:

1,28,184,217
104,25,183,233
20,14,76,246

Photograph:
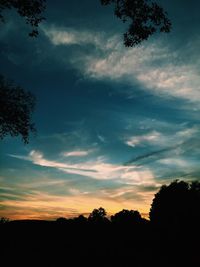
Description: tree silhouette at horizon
149,180,200,231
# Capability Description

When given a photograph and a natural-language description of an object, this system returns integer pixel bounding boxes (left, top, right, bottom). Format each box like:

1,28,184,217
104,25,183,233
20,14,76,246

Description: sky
1,0,200,220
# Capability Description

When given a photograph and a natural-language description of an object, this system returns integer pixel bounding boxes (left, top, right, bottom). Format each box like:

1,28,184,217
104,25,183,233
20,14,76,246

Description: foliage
111,209,142,224
100,0,171,47
56,217,68,223
0,0,46,37
0,217,10,224
149,180,200,229
0,75,36,143
88,207,107,223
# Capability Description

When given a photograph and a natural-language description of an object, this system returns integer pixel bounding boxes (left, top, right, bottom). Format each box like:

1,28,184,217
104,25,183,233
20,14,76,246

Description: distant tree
74,214,88,223
0,76,36,143
149,180,200,229
111,209,142,225
100,0,171,47
56,217,68,223
0,0,46,37
88,207,108,223
0,217,10,224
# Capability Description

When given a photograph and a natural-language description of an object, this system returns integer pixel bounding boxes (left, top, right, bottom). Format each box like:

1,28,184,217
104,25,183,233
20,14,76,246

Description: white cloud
136,65,200,102
62,150,92,157
85,42,200,103
176,127,198,138
125,126,198,148
43,25,200,104
126,131,161,147
43,26,117,49
9,150,154,185
158,158,190,168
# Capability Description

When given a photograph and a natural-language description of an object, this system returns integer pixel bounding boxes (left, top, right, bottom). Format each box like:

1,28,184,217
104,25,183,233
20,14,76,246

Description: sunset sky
1,0,200,220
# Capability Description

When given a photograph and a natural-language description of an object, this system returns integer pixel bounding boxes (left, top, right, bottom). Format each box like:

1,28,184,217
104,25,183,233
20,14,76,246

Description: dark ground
1,219,199,267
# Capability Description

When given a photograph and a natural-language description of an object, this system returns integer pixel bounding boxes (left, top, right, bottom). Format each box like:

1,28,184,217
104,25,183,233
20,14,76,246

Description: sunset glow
1,0,200,220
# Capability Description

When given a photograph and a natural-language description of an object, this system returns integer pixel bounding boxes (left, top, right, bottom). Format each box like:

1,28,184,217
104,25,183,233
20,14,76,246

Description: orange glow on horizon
0,192,152,221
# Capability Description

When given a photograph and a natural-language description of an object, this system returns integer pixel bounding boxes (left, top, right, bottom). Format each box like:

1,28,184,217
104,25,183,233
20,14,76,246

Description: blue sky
1,0,200,219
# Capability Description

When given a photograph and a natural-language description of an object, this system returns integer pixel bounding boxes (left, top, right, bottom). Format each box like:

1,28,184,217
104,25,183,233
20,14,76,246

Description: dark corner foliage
0,0,46,37
100,0,171,46
0,75,36,143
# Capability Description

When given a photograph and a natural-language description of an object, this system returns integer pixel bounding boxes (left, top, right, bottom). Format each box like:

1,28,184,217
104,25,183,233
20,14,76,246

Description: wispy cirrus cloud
124,126,200,175
84,43,200,103
43,25,117,50
62,150,93,157
125,127,198,148
9,150,154,185
43,25,200,105
43,26,100,46
126,131,161,147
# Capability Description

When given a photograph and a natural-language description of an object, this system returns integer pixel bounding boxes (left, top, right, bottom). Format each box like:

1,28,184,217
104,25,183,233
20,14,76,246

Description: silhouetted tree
0,0,46,37
149,180,200,229
0,0,40,143
100,0,171,47
0,76,36,143
0,217,10,224
88,207,108,223
56,217,68,223
74,214,88,224
111,209,142,225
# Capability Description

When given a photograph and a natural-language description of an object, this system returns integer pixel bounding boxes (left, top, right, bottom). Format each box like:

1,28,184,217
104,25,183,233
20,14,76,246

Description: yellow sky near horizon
0,191,153,220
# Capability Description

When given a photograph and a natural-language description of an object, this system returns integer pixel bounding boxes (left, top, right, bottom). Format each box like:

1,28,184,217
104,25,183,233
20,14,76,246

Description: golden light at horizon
0,191,153,220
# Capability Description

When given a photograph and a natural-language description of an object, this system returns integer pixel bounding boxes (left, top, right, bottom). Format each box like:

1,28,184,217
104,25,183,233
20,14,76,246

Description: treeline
55,207,146,226
1,180,200,266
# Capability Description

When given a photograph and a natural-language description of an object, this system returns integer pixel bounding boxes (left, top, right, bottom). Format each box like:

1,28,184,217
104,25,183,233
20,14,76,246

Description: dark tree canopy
56,217,68,223
111,209,142,224
0,76,36,143
149,180,200,229
88,207,108,223
0,217,10,224
100,0,171,47
0,0,46,36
